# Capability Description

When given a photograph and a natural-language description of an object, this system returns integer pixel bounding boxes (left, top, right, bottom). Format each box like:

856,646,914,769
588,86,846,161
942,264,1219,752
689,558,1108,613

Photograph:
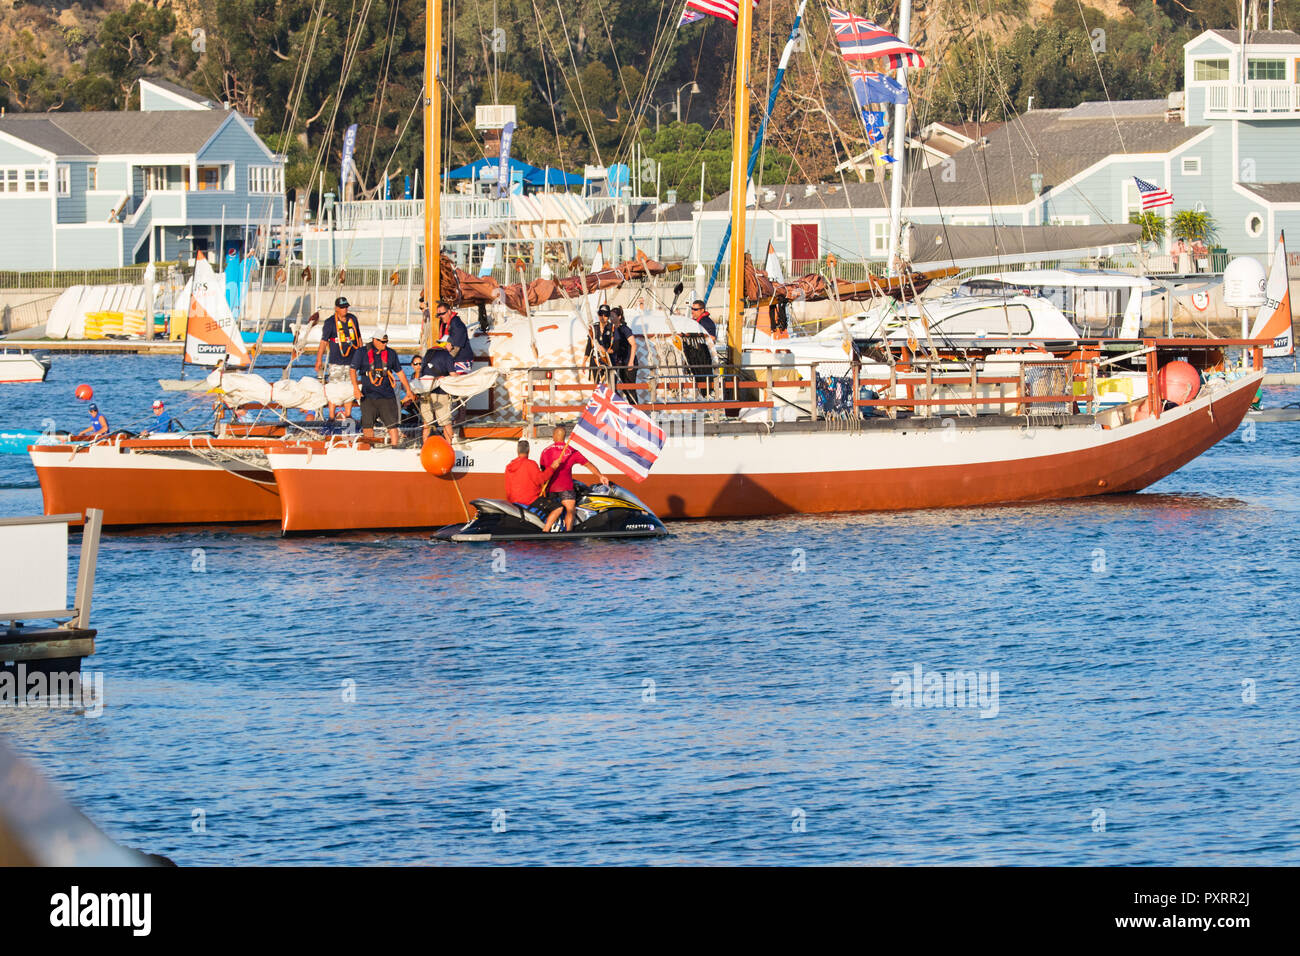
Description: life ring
1192,291,1210,311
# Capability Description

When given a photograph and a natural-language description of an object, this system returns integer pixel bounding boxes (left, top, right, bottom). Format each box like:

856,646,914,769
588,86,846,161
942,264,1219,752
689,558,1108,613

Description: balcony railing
1203,81,1300,116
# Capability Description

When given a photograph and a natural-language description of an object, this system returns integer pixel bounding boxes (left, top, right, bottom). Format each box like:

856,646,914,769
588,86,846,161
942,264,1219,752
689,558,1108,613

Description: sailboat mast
725,1,754,362
424,0,442,348
885,0,911,278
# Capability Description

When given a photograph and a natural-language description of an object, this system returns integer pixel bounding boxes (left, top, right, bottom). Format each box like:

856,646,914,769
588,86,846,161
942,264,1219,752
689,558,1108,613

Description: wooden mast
423,0,441,349
725,1,754,363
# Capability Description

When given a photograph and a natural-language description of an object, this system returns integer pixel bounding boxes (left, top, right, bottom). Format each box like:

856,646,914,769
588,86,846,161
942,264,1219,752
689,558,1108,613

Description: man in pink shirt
539,424,608,532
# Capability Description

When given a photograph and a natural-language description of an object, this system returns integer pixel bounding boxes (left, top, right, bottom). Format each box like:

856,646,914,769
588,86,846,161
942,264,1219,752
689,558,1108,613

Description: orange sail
184,252,250,367
1249,231,1293,357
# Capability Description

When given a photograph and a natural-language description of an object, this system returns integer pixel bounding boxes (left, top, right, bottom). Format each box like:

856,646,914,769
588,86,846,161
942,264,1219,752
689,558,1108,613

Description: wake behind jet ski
433,481,668,542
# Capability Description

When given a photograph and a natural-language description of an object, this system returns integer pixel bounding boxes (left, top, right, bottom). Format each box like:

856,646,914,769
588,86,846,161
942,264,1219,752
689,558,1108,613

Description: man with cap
74,403,110,441
315,295,363,420
432,299,472,372
350,332,416,445
584,304,615,381
141,399,183,436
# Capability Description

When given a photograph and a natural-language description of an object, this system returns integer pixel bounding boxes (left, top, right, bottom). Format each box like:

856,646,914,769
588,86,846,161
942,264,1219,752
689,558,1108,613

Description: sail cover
185,254,250,367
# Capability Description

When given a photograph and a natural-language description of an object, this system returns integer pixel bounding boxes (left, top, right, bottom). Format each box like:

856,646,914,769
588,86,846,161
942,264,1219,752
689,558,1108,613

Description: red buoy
74,384,93,401
420,436,455,476
1158,361,1200,406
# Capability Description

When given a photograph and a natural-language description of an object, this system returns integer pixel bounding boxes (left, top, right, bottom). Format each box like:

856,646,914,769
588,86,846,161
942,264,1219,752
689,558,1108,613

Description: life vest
333,314,361,359
361,346,395,389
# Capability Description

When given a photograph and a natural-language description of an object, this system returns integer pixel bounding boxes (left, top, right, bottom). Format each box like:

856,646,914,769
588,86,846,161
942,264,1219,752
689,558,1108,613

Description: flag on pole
684,0,757,27
1134,177,1173,209
570,385,666,482
849,69,908,105
679,7,706,25
828,7,924,68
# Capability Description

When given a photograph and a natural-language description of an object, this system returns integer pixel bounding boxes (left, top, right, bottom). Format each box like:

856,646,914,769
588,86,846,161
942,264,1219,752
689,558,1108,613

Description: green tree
88,2,185,106
1169,209,1216,244
1129,210,1167,245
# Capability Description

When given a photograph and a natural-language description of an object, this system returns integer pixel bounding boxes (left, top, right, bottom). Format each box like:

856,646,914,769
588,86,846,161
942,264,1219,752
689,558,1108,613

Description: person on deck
315,296,363,420
690,300,716,339
540,425,608,532
433,300,472,372
74,404,110,441
416,342,456,445
503,440,558,507
350,333,416,446
610,306,638,405
141,399,183,436
584,305,616,380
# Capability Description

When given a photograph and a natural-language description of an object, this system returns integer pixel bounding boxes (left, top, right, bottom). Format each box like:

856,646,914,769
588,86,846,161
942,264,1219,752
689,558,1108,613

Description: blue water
2,354,1300,864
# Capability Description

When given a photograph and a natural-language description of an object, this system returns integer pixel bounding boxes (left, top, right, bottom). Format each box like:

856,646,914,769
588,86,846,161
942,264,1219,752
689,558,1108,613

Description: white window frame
57,165,70,197
1247,58,1286,81
23,168,49,193
1245,212,1265,238
1191,58,1230,82
87,166,98,190
0,168,20,195
1181,157,1202,176
950,216,990,226
1121,180,1144,223
870,220,890,256
1049,215,1091,226
247,164,284,195
194,164,232,192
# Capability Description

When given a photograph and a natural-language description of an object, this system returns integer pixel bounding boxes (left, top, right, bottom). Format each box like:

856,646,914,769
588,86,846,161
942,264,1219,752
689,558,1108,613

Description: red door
791,223,819,266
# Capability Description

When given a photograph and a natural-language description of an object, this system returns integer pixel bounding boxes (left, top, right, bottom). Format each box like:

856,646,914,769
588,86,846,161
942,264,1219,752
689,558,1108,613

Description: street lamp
673,81,701,122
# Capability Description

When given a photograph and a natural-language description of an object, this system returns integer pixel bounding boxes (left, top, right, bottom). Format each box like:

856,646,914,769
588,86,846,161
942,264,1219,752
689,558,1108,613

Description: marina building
0,79,285,270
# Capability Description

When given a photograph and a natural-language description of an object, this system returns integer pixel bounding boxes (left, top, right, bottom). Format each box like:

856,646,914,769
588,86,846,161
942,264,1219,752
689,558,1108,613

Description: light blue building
698,28,1300,271
0,79,285,269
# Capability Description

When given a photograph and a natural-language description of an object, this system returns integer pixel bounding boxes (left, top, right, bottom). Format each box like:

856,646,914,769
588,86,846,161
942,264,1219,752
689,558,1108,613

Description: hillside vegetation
0,0,1288,203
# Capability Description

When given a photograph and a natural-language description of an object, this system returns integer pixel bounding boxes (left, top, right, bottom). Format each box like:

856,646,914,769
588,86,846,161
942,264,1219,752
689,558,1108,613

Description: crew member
350,332,416,445
610,306,638,405
433,300,472,372
540,425,608,533
75,403,110,441
141,399,183,436
417,341,456,445
315,296,363,420
688,300,718,397
584,305,615,379
503,440,558,507
690,300,716,339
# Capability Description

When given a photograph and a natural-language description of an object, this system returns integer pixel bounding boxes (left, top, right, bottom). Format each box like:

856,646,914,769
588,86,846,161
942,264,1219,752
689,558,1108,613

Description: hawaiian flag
850,69,908,105
570,385,666,482
683,0,757,27
829,7,924,68
1135,176,1174,210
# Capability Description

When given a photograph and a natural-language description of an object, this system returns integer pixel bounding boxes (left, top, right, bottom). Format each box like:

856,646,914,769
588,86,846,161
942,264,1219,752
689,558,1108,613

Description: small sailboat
0,351,50,384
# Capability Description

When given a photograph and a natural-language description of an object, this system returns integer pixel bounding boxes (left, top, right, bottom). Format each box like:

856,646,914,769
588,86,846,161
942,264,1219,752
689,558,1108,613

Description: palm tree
1129,211,1167,246
1169,209,1216,244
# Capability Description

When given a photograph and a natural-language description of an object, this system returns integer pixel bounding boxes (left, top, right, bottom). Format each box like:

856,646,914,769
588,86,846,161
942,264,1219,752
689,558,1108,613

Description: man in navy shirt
315,296,363,419
432,300,472,372
416,343,456,445
350,333,416,445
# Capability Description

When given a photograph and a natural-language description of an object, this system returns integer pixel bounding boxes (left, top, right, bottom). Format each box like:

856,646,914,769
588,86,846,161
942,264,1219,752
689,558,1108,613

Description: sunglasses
690,305,702,311
436,310,448,317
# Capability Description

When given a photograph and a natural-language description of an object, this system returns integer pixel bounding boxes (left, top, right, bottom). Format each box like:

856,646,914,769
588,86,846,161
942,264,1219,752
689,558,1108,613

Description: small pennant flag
829,6,924,69
679,7,705,25
1135,177,1173,210
849,69,909,105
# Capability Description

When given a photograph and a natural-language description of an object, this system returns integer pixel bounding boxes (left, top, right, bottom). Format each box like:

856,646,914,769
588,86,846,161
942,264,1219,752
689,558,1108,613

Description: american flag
1135,177,1174,210
683,0,757,27
829,7,925,69
570,385,666,482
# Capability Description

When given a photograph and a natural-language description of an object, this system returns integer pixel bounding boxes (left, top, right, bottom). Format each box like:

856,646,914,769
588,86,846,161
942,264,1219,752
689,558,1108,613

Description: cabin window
57,165,70,196
1192,58,1229,81
933,304,1034,337
1246,213,1264,238
1181,157,1201,175
248,165,284,195
23,168,49,193
1247,59,1286,81
0,169,18,193
87,166,98,190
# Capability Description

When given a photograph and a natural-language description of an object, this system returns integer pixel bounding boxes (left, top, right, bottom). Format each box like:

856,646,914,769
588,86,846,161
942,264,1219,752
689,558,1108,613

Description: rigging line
530,9,571,175
607,0,679,168
305,0,376,208
280,0,329,148
549,0,606,168
361,0,404,186
594,0,635,115
1074,0,1126,153
530,0,604,167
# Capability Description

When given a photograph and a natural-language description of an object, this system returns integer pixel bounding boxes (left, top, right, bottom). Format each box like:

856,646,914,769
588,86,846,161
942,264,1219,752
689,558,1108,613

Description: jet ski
433,481,668,542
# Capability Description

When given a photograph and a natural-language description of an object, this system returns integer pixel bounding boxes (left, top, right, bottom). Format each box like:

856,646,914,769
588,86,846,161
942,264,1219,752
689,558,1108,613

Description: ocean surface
2,353,1299,865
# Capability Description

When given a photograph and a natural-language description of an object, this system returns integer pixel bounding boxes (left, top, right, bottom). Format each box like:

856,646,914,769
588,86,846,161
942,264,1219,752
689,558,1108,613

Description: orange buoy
1158,360,1200,406
420,436,455,475
75,384,94,401
1133,400,1154,422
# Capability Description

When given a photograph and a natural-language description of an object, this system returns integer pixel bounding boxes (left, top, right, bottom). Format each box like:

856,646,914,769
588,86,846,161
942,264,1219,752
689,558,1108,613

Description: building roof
0,110,232,157
588,201,695,225
1207,28,1300,46
1240,182,1300,204
139,78,219,109
706,102,1207,213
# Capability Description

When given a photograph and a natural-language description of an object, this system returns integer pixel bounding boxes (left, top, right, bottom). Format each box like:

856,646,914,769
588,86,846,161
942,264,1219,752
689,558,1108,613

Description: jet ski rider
540,425,608,533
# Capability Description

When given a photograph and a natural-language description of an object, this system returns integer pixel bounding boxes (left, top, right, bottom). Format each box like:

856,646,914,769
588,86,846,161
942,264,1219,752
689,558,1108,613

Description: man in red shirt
539,425,608,532
503,440,556,506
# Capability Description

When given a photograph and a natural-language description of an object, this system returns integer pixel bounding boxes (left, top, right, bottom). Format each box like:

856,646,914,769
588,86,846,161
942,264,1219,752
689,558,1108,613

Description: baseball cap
152,399,164,411
334,296,350,308
88,404,98,413
597,305,611,315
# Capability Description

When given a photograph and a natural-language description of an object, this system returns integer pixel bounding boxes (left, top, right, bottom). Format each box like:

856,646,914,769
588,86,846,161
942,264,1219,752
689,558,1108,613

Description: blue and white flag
679,7,705,25
849,69,908,106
